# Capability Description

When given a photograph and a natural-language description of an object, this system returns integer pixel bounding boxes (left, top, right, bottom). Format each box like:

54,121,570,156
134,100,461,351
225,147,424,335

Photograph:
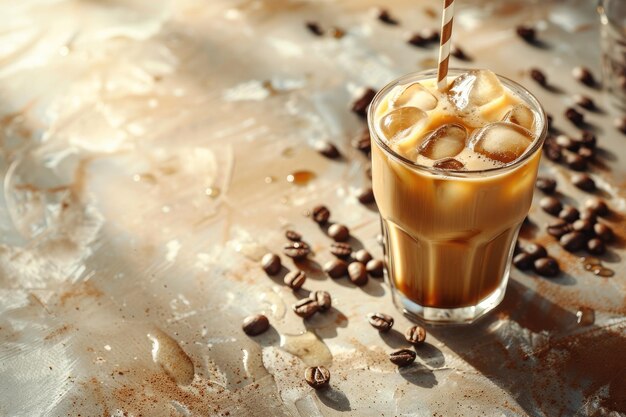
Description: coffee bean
540,196,562,216
547,219,573,238
420,28,440,42
559,206,580,223
376,8,398,25
351,88,377,118
283,242,311,260
293,298,319,318
357,187,375,204
389,349,416,367
579,208,598,223
284,270,306,290
285,230,302,242
242,314,270,336
407,33,428,47
352,129,371,154
367,312,394,332
311,290,332,311
594,223,614,242
324,258,348,278
315,140,340,159
573,94,595,110
615,117,626,134
328,224,350,242
572,66,596,86
587,238,606,255
304,366,330,389
366,259,384,277
354,249,372,263
305,21,324,36
513,252,534,270
330,242,352,258
565,107,584,126
516,25,536,43
556,135,579,151
534,257,560,277
523,243,547,260
560,232,587,251
572,219,595,235
365,164,372,179
262,253,282,275
348,262,368,286
543,139,562,161
578,131,597,149
585,198,609,217
572,173,595,191
530,68,547,86
565,152,587,171
450,44,469,60
578,147,595,161
536,177,557,194
404,325,427,346
312,205,331,225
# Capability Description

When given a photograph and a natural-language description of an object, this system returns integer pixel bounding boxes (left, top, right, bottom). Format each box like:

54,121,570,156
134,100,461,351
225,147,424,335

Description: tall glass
598,0,626,109
368,69,547,324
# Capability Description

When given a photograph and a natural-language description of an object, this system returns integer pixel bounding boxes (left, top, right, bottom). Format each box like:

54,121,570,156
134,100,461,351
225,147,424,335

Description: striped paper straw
437,0,455,91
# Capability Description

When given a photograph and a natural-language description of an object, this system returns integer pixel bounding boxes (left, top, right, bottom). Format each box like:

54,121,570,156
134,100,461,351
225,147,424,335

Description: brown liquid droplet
576,307,595,326
279,331,332,367
287,170,316,186
132,173,157,184
581,257,615,277
147,330,195,385
594,267,615,277
205,186,220,198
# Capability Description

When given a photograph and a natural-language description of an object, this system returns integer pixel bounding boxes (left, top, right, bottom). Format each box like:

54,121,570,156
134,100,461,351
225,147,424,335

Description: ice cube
434,158,465,170
503,104,535,131
469,122,534,163
448,69,505,110
390,82,438,111
418,124,467,160
379,106,427,141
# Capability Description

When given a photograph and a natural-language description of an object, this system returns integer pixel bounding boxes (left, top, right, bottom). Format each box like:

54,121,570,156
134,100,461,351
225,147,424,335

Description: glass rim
366,68,548,177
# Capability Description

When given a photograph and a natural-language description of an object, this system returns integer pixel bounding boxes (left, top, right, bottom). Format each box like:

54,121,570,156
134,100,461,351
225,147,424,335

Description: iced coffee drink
369,69,547,323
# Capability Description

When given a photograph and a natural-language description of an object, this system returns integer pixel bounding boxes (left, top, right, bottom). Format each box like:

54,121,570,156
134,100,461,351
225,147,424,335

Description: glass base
388,272,509,325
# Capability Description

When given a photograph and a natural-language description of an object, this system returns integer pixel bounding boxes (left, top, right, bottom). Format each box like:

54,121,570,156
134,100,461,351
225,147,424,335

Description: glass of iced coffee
369,68,547,324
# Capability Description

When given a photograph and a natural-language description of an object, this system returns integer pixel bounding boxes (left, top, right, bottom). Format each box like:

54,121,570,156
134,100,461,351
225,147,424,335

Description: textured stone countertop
0,0,624,416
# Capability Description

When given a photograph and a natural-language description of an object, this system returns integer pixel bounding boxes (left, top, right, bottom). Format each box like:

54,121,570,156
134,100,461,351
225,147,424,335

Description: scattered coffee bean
351,87,377,118
573,94,595,110
389,349,417,367
328,223,350,242
565,152,587,171
324,258,348,278
578,131,597,149
565,107,584,126
594,223,614,242
559,206,580,223
450,44,469,60
366,259,384,277
534,257,560,277
404,325,427,346
513,252,534,270
305,21,324,37
530,68,547,86
285,230,302,242
516,25,536,43
311,290,332,311
578,147,594,161
262,253,282,275
572,219,595,235
407,32,428,47
560,231,587,251
543,139,562,161
330,242,352,258
536,177,557,194
587,238,606,255
615,117,626,134
312,205,331,225
283,242,311,260
367,312,394,332
571,173,595,191
540,196,562,216
556,134,579,151
376,8,398,25
523,243,548,260
357,187,375,204
284,270,306,290
585,198,609,217
420,28,440,42
352,129,371,154
315,140,340,159
242,314,270,336
304,366,330,389
293,298,319,319
348,262,368,286
547,219,573,238
354,249,373,263
572,66,596,86
579,208,598,223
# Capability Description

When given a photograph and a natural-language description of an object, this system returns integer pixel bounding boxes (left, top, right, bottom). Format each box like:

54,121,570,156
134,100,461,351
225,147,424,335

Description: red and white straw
437,0,455,91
